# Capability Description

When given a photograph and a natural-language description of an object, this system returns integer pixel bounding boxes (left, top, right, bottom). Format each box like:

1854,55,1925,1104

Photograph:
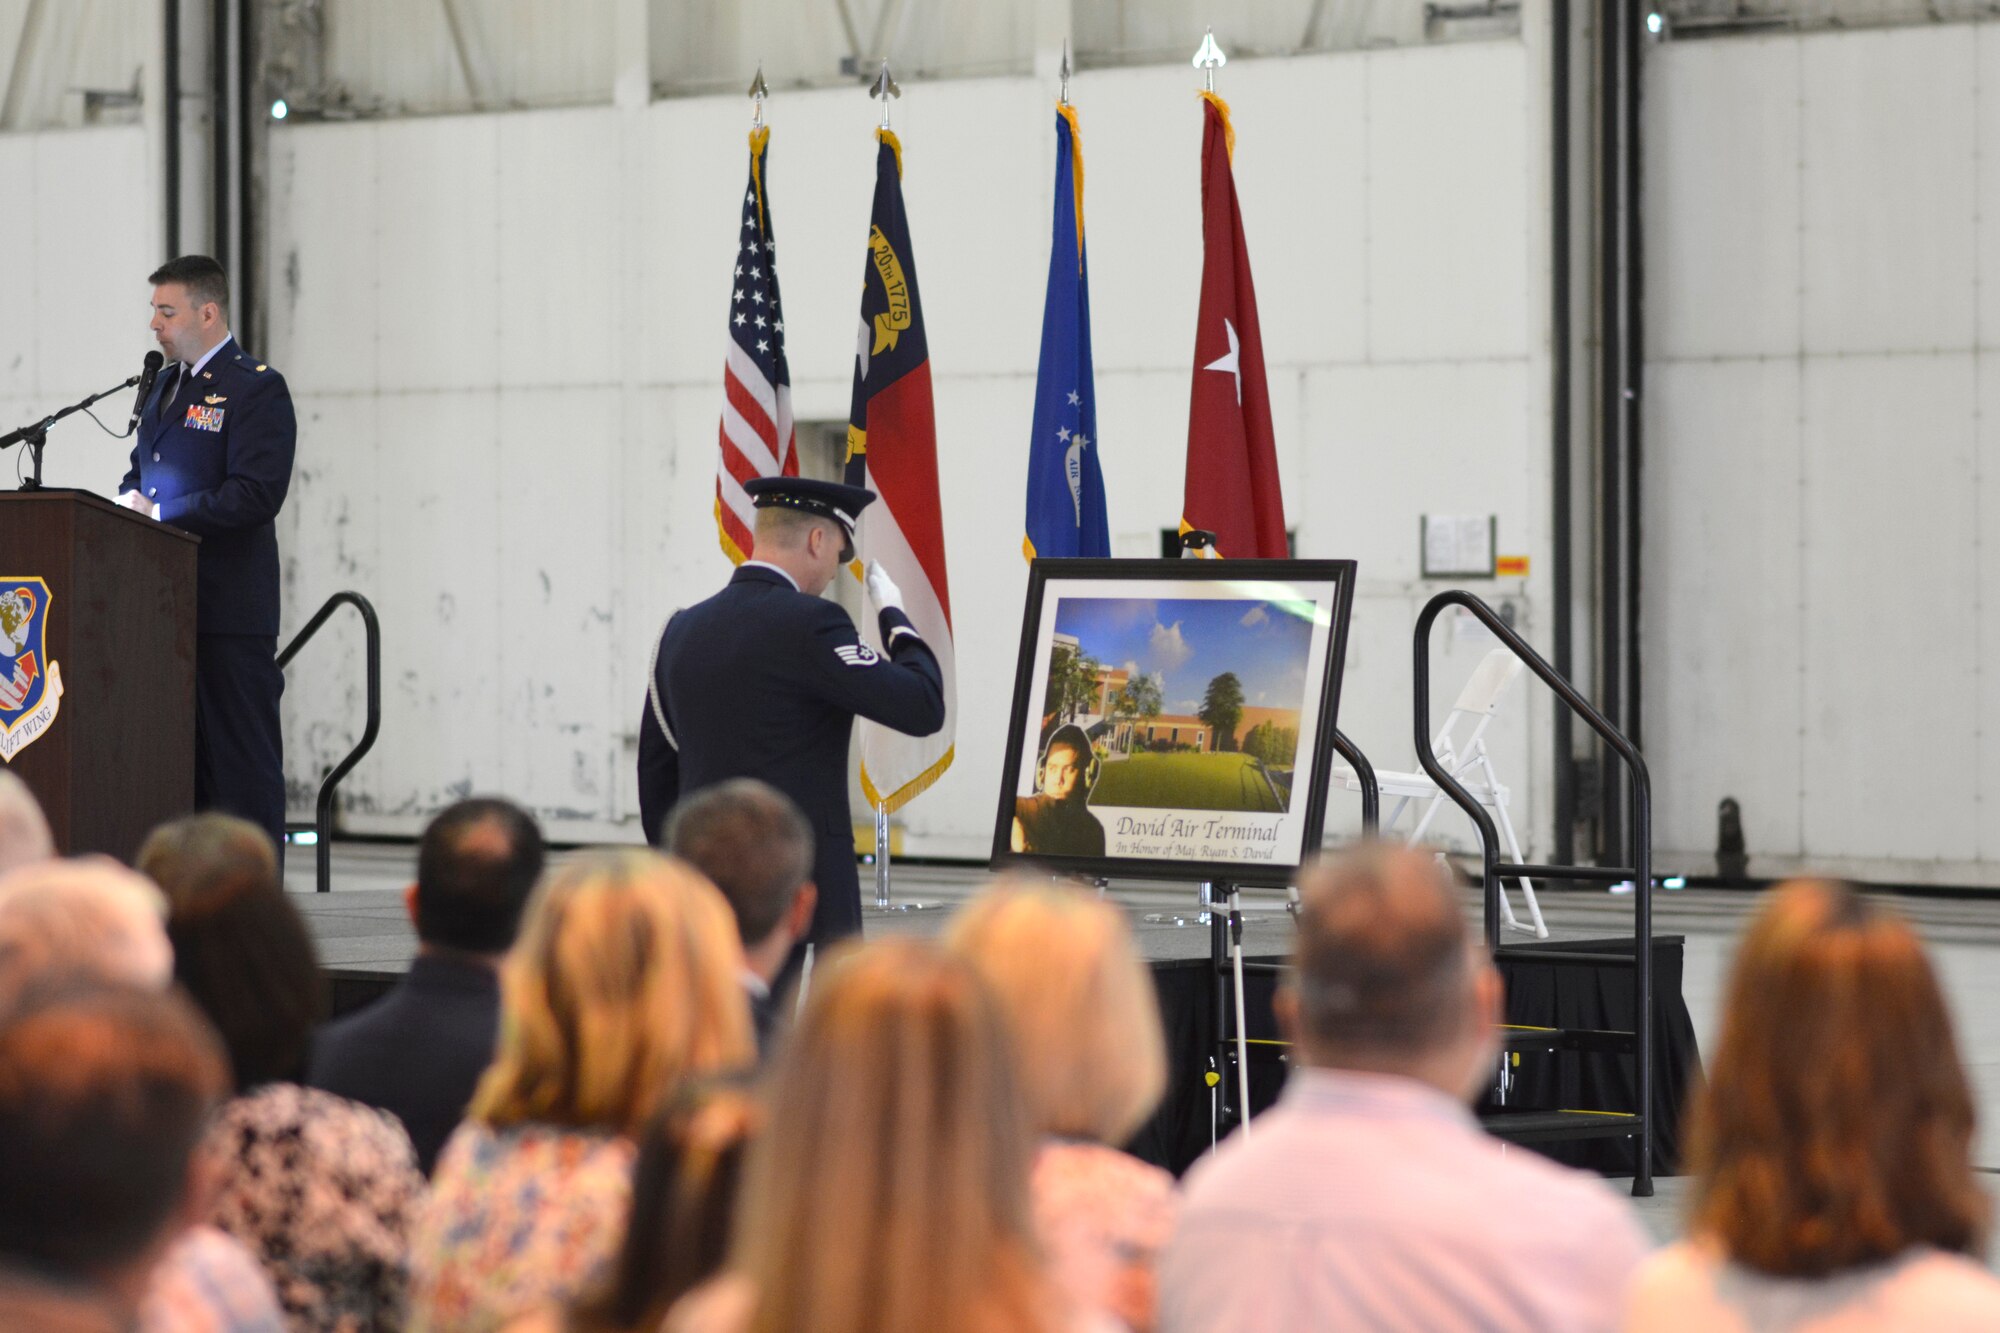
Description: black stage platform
300,855,1697,1179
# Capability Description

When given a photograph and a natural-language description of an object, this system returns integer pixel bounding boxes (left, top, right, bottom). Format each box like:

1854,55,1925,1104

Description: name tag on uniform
184,404,225,432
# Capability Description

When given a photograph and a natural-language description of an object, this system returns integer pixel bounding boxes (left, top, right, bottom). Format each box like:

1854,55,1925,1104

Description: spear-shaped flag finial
1059,39,1072,106
1192,27,1227,92
748,63,768,129
870,58,901,129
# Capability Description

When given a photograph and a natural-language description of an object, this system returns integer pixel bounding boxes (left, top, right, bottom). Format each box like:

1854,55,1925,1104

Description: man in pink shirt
1159,845,1649,1332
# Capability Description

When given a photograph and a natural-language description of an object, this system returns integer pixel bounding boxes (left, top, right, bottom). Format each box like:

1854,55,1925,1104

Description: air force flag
1024,105,1110,561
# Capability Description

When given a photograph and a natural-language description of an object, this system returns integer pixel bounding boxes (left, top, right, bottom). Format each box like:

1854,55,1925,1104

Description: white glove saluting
865,559,905,613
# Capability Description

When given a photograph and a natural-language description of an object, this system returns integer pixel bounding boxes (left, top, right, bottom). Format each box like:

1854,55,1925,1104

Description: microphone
126,350,164,435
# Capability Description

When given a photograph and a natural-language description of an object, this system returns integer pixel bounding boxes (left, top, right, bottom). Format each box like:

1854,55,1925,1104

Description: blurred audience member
947,879,1176,1332
0,770,53,875
668,939,1083,1333
142,813,424,1333
409,849,754,1333
0,855,172,1014
1159,845,1648,1332
664,779,816,1052
506,1080,763,1333
310,797,545,1172
1625,880,2000,1331
0,854,286,1332
0,985,229,1330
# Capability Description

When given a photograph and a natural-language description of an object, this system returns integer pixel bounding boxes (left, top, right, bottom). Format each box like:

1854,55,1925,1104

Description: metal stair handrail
277,592,381,895
1330,728,1380,835
1414,589,1653,1196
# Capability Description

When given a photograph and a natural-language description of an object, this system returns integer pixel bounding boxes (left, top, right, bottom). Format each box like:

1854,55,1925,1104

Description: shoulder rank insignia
204,394,227,405
255,364,267,372
833,643,881,668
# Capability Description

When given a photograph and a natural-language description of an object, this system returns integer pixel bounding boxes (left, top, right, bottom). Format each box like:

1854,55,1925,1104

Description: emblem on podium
0,578,63,762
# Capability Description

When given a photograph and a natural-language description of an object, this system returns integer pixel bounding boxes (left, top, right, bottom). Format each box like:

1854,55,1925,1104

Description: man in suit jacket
119,255,297,852
638,477,944,953
307,798,544,1174
664,777,817,1056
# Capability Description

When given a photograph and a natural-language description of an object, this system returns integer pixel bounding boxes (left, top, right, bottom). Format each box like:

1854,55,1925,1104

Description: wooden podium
0,490,198,859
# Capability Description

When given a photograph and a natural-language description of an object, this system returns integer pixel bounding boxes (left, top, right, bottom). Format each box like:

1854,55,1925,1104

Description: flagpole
860,57,937,917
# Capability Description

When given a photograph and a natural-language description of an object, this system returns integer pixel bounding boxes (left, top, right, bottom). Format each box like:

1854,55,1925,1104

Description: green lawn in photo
1092,751,1288,813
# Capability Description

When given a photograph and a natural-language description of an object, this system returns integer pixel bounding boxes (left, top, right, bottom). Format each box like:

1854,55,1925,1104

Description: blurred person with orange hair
946,878,1176,1331
409,849,755,1333
668,938,1107,1333
1625,880,2000,1330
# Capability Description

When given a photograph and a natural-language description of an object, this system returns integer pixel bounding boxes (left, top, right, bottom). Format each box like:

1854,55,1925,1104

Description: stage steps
1480,1108,1640,1144
1414,591,1657,1196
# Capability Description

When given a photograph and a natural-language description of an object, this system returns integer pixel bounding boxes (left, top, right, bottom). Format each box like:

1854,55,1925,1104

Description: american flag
715,126,798,565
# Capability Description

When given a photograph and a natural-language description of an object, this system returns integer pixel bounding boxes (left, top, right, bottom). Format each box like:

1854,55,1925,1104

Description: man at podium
116,256,296,853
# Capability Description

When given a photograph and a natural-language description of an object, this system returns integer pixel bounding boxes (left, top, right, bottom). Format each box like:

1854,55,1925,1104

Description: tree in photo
1043,643,1105,726
1243,721,1300,770
1108,673,1163,753
1199,672,1245,752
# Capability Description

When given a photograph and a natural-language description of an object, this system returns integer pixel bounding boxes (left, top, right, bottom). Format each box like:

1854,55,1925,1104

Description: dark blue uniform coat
638,564,945,947
122,338,297,845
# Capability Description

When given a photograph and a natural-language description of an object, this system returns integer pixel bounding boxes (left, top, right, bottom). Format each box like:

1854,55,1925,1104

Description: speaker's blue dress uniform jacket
122,337,296,847
122,338,295,636
638,563,945,947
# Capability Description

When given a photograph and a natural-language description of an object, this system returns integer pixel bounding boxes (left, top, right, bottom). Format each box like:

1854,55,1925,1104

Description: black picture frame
989,557,1358,887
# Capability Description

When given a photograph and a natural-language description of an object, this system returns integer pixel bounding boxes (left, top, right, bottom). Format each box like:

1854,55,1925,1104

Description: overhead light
1645,10,1666,36
270,98,289,120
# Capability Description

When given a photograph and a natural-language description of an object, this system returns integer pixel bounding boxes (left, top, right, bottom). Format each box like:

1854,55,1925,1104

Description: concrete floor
288,846,2000,1247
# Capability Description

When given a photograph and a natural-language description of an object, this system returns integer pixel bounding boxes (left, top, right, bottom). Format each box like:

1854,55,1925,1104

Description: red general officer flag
1183,92,1287,558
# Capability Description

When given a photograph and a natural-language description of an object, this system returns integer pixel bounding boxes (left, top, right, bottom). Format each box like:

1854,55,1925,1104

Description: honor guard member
638,476,944,952
119,255,297,854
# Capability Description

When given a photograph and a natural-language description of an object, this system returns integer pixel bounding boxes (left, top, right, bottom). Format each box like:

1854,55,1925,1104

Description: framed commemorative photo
990,558,1357,886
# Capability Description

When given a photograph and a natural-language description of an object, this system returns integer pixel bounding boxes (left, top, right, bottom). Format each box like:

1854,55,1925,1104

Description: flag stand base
871,802,939,913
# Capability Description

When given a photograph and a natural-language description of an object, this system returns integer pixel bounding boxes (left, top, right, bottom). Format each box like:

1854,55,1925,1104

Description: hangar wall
244,34,1552,852
1642,21,2000,885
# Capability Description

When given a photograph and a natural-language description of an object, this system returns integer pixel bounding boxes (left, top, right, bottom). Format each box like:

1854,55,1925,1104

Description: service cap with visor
745,476,875,563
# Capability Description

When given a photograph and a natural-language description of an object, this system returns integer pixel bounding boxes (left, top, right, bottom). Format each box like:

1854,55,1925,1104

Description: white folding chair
1334,647,1547,937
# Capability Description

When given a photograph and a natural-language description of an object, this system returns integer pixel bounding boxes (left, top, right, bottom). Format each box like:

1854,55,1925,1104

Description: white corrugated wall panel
376,117,502,391
1365,42,1530,362
1800,27,1976,355
1798,354,1978,863
1645,36,1800,361
495,386,622,815
1640,359,1803,862
495,108,621,388
363,389,504,814
269,125,380,395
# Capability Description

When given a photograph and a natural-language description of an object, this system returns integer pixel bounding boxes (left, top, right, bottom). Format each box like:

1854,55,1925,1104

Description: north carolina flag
1184,92,1287,558
1024,104,1109,561
714,126,799,565
844,129,956,812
